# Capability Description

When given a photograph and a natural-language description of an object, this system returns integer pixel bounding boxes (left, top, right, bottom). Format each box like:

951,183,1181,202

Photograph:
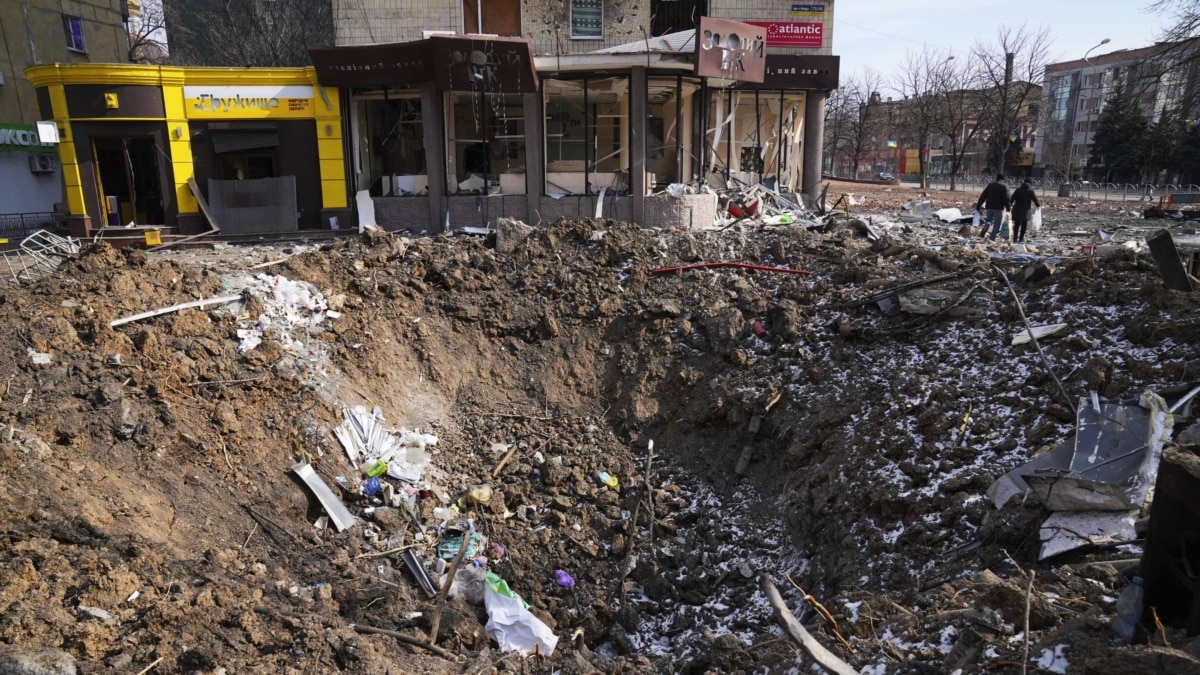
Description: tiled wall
335,0,461,46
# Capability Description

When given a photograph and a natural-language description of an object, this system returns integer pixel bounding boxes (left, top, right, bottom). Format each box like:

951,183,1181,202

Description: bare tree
931,58,985,191
972,25,1052,175
892,50,955,188
837,69,886,180
128,0,169,64
164,0,333,67
823,85,855,177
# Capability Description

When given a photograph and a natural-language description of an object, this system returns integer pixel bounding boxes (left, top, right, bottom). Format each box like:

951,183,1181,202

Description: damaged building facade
316,0,839,230
24,64,350,238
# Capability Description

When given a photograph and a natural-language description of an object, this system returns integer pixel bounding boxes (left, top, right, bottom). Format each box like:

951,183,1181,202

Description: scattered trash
459,484,492,508
483,572,559,656
333,406,434,481
554,570,575,588
400,548,439,598
26,349,51,365
292,461,356,532
438,525,485,561
598,472,619,488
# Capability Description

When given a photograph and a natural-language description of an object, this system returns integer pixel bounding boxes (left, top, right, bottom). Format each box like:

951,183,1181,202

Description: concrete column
803,90,826,204
420,81,446,231
522,91,544,224
630,66,647,225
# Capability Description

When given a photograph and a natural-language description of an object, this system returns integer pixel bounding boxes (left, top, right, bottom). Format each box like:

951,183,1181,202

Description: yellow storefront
25,64,348,237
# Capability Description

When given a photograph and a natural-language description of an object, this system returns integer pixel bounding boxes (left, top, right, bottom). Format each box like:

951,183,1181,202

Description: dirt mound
1,215,1199,673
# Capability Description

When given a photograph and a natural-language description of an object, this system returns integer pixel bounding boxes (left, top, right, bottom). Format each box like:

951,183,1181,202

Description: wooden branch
760,574,858,675
992,265,1076,415
1022,570,1035,675
353,624,457,660
645,439,656,556
428,533,471,647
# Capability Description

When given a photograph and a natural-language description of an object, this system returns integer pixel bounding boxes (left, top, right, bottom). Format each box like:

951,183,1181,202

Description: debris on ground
2,180,1200,673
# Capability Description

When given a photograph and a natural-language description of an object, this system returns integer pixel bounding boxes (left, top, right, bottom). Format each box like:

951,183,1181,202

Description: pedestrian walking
975,174,1010,241
1009,181,1040,243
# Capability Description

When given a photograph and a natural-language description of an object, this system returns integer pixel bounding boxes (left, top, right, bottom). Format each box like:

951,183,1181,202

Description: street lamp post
1076,38,1111,182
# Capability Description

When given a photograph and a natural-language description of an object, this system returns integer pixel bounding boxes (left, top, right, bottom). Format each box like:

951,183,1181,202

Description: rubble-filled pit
2,192,1200,674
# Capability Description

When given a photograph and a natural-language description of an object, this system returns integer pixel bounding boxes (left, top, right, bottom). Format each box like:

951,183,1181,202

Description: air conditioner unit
28,153,57,174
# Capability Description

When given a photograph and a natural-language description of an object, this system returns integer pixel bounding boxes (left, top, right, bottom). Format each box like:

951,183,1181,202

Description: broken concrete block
494,218,533,255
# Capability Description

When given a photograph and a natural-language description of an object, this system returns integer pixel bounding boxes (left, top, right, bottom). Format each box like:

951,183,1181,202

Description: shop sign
0,123,58,153
183,85,315,119
746,21,824,48
695,17,766,84
431,35,539,94
790,4,825,16
1017,151,1035,166
737,54,839,90
310,41,434,87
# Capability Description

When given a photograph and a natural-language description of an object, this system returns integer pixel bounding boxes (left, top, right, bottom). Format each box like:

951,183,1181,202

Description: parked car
875,172,895,181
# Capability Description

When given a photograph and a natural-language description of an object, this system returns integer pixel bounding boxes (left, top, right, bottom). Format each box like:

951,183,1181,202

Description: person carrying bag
1010,181,1041,242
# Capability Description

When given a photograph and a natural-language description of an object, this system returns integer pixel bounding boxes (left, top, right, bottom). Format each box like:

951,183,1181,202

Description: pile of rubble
1,200,1200,674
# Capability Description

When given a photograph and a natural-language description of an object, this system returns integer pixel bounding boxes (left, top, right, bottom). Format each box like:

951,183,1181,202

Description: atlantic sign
746,21,824,48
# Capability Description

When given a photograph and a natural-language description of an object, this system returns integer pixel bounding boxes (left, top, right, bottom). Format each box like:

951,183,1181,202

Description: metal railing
0,212,66,244
920,176,1200,202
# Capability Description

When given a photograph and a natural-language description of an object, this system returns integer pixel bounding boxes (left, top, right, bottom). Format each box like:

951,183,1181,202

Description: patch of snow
1036,644,1069,674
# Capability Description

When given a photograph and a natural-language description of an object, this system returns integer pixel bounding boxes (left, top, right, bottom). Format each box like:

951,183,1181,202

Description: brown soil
1,201,1199,674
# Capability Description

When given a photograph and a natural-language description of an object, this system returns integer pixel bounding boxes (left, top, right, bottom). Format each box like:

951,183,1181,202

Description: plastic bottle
1112,576,1144,642
363,459,388,478
363,477,382,496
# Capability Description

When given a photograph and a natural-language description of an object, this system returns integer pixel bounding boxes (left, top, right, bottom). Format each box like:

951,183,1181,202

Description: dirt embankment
1,212,1199,674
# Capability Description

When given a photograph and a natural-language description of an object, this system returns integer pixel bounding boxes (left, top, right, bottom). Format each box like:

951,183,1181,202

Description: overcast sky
834,0,1173,85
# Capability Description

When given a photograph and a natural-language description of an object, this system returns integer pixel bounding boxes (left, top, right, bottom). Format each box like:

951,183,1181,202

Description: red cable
651,262,812,276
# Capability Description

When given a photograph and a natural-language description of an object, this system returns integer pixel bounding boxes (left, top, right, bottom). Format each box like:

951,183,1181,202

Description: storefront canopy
310,36,538,94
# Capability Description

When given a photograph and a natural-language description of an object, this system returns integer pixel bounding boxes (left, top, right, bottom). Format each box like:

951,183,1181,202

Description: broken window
446,92,526,194
351,90,427,197
647,76,701,188
706,89,805,192
544,77,629,196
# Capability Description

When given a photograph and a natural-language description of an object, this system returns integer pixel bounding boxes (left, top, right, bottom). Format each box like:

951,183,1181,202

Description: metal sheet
293,462,356,532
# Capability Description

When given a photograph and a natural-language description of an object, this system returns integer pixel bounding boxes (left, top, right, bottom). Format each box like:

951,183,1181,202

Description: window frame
63,15,87,53
569,0,604,40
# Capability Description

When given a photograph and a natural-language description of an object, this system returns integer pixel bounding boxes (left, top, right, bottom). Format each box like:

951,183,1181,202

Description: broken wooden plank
760,574,857,675
147,178,221,252
110,293,244,328
1011,323,1068,346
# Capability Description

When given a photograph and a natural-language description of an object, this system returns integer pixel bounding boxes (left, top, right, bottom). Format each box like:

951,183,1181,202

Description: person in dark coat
975,174,1010,241
1010,181,1041,242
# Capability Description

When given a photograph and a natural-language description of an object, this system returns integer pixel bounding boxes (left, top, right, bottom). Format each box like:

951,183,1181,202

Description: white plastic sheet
484,583,558,656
